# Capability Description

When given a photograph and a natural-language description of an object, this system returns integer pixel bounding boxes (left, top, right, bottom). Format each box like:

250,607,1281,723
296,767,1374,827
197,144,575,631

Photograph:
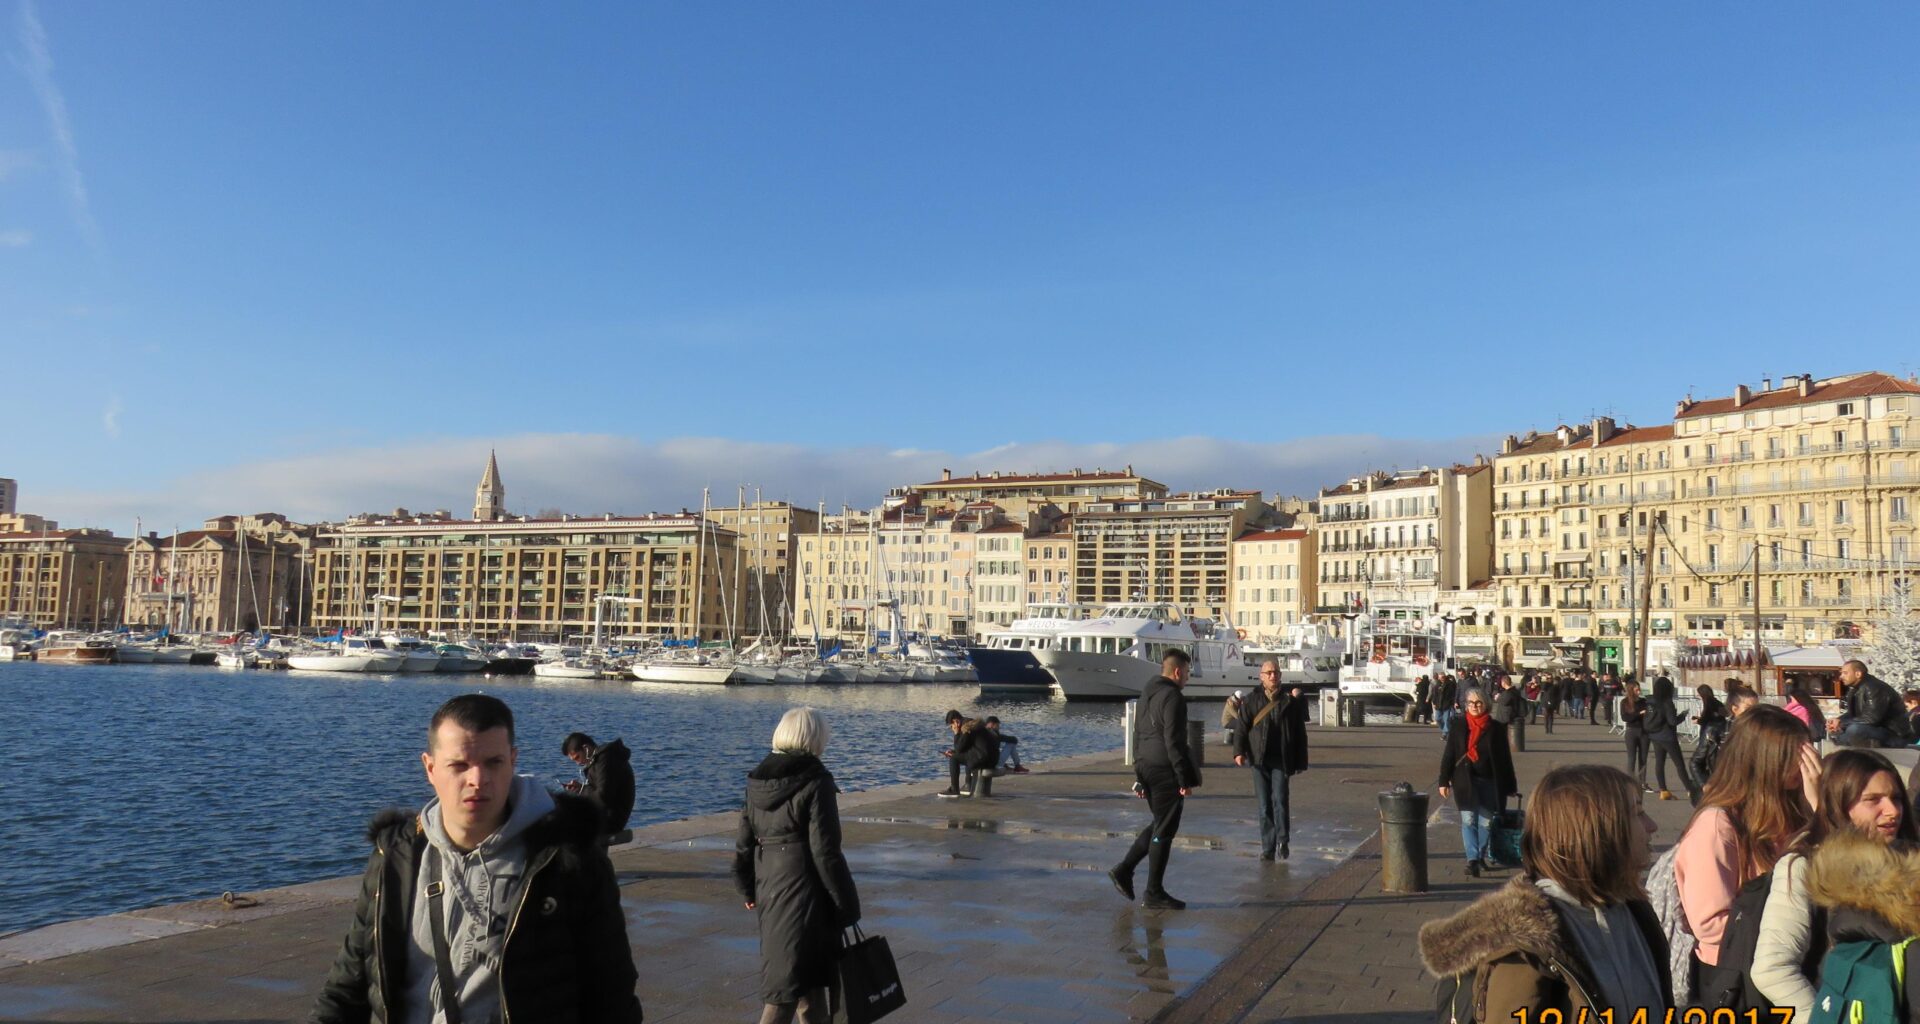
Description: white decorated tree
1865,577,1920,690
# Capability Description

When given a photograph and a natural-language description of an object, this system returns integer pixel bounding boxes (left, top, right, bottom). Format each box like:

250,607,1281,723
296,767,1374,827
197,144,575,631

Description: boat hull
632,663,735,685
966,646,1055,687
114,646,157,664
286,654,383,672
1034,649,1157,700
38,646,117,665
150,647,196,665
400,654,441,673
532,662,603,679
483,657,537,676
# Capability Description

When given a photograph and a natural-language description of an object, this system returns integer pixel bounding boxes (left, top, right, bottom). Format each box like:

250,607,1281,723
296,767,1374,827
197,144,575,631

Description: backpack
1647,845,1697,1007
1811,937,1915,1024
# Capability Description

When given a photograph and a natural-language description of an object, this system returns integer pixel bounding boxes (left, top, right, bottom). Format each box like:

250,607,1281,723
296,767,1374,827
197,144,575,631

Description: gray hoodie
403,774,556,1024
1536,878,1666,1013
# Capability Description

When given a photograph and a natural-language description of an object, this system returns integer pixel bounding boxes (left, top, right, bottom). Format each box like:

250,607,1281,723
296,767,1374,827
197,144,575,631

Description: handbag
1489,794,1526,867
833,925,906,1024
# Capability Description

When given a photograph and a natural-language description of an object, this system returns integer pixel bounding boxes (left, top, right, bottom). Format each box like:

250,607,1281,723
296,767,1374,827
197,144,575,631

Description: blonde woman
732,708,860,1024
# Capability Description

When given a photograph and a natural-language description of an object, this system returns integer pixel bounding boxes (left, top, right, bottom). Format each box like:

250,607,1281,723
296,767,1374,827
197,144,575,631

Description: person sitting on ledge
984,716,1027,773
937,709,999,797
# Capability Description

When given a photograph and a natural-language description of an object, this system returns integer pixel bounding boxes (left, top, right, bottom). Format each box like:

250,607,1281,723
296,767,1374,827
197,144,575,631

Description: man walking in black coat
1111,650,1201,910
312,694,642,1024
1414,675,1433,725
1233,659,1309,861
1541,676,1559,734
563,732,636,838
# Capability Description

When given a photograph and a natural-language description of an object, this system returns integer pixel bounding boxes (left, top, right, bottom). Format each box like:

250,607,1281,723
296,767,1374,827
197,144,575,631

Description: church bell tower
474,450,506,521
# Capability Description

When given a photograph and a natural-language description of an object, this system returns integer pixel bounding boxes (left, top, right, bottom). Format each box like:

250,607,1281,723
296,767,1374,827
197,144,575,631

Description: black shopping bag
834,925,906,1024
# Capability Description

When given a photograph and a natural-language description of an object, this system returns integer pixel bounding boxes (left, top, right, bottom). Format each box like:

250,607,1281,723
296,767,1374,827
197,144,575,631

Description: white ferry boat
1032,602,1262,701
967,601,1097,691
1243,620,1345,692
1334,601,1454,722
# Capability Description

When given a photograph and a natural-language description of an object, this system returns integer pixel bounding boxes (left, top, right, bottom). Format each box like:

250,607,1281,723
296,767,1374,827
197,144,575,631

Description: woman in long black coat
1435,688,1518,878
1643,676,1700,804
733,707,861,1024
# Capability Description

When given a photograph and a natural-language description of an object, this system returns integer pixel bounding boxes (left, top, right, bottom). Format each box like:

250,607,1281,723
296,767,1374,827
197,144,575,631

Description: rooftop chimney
1590,416,1617,446
941,468,951,481
1501,434,1518,455
990,470,1001,480
1798,374,1814,397
1762,376,1773,392
1734,384,1752,408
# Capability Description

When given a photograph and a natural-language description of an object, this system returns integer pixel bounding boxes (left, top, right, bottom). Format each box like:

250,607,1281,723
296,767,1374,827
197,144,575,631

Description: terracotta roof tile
1595,424,1674,447
1236,529,1308,542
1678,372,1920,419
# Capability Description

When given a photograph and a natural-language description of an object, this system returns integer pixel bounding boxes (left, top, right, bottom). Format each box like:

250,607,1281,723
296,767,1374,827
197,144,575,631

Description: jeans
1836,722,1897,748
1457,776,1499,864
1438,709,1453,738
1250,765,1292,857
999,738,1022,769
1117,764,1186,895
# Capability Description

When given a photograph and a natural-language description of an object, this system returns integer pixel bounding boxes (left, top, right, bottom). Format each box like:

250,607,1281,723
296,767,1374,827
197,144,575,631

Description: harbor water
0,662,1123,936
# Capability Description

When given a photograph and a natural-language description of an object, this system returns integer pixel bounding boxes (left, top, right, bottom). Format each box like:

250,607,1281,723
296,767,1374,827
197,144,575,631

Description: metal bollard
1346,698,1367,728
1402,703,1418,724
1508,720,1526,753
1187,719,1206,767
1378,782,1430,894
1124,700,1138,766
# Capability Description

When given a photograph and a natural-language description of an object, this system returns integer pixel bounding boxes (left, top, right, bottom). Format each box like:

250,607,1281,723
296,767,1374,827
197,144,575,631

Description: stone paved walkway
0,713,1688,1023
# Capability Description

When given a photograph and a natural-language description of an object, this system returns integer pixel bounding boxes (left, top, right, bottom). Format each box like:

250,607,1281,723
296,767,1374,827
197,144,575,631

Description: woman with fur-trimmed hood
1421,766,1671,1020
1805,764,1920,1023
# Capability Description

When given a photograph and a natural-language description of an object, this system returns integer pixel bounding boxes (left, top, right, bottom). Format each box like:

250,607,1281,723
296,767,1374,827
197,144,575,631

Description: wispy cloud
101,394,121,438
0,228,28,247
32,431,1500,530
12,0,98,252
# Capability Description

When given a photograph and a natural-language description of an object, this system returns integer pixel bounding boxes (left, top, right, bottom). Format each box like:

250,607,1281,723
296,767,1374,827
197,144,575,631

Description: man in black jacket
937,710,1000,797
1110,650,1201,909
1232,660,1308,861
1830,659,1906,748
1414,675,1432,725
312,694,642,1024
563,732,636,838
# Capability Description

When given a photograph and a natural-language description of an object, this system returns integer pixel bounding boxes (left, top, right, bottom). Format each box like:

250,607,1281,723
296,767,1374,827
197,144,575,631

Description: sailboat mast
694,488,707,645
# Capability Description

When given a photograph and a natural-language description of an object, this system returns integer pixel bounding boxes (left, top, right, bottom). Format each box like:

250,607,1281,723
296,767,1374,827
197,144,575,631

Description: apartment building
1231,528,1316,635
1661,372,1920,649
1586,423,1682,674
125,517,310,633
1313,464,1492,619
0,528,128,630
1023,518,1075,608
0,478,16,515
907,467,1167,517
793,510,877,641
1492,424,1604,668
705,500,821,637
310,511,740,642
1072,490,1269,622
973,522,1027,630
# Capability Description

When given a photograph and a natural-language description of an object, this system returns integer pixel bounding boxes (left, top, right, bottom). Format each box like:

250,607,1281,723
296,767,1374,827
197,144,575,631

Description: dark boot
1107,866,1134,901
1145,836,1173,897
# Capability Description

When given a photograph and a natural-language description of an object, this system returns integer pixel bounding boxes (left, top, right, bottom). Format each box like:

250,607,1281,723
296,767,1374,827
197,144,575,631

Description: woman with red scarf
1437,688,1520,877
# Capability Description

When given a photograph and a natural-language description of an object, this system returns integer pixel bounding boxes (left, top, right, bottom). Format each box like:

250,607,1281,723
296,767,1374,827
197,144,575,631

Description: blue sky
6,3,1919,527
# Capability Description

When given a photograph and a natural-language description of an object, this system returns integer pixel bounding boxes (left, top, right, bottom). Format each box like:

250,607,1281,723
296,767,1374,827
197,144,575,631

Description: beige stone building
907,467,1167,518
1023,518,1075,608
1652,372,1919,661
1230,528,1316,636
0,528,128,630
1587,424,1681,674
793,510,877,641
1491,424,1606,669
310,512,741,642
125,519,309,633
972,522,1027,630
1072,490,1269,621
1313,464,1492,619
705,500,821,638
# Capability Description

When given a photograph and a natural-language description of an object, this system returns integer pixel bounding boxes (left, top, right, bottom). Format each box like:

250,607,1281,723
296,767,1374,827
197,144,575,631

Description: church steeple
474,449,506,521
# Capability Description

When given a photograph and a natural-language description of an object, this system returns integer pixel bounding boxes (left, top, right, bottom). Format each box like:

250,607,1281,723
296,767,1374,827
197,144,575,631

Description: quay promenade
0,717,1695,1023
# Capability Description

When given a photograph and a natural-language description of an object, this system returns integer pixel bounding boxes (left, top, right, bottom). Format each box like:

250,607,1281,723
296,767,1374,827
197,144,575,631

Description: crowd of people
303,650,1920,1022
1422,656,1920,1021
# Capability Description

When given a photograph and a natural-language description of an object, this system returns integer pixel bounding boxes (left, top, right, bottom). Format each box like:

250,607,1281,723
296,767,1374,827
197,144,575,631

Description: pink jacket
1785,698,1812,726
1676,807,1788,966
